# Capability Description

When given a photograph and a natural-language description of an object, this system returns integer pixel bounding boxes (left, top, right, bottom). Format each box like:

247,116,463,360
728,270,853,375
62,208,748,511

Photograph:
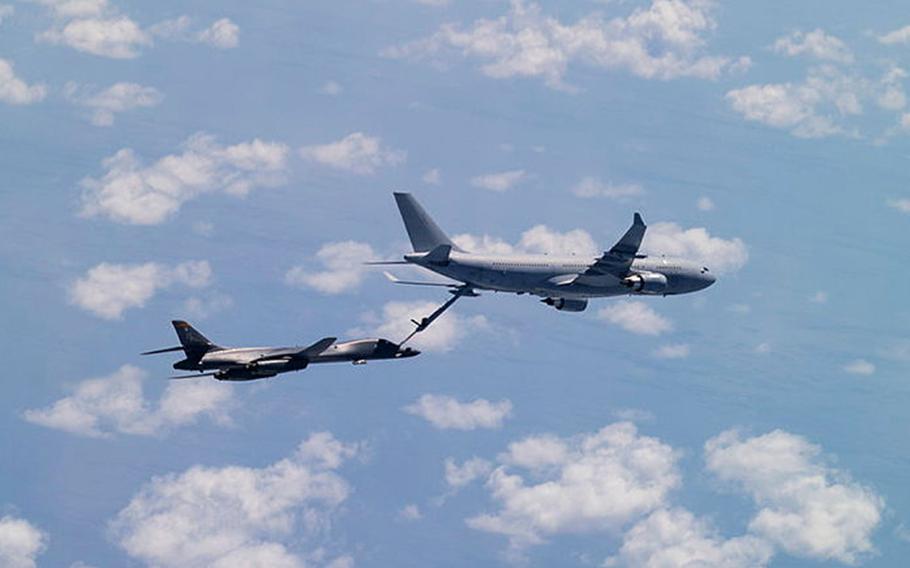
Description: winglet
608,212,647,257
633,212,644,226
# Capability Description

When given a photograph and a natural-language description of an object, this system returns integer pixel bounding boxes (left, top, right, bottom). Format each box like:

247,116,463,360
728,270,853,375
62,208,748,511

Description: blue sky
2,0,910,566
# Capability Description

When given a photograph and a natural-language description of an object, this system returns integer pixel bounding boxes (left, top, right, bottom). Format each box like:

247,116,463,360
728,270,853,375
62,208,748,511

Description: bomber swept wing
249,337,337,364
572,213,647,286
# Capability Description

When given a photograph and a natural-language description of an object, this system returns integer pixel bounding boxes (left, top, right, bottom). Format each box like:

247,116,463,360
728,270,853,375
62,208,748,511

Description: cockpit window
701,267,710,273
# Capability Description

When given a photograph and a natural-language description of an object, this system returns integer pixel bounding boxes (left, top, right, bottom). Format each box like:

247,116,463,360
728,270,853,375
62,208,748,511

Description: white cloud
23,364,233,438
571,177,643,200
727,303,751,315
64,81,163,126
69,260,211,319
182,292,233,320
320,80,342,95
0,58,47,105
467,422,679,550
300,132,405,175
888,198,910,213
285,241,377,294
384,0,747,91
772,29,853,64
643,221,748,274
843,359,875,376
354,300,488,352
0,4,13,25
422,168,441,185
696,195,715,211
404,394,511,430
197,18,239,49
0,516,47,568
470,169,528,192
878,25,910,45
80,132,289,225
727,65,907,139
38,15,150,59
36,2,240,57
498,435,568,470
597,301,673,336
398,504,422,521
445,457,494,489
607,508,774,568
754,342,771,354
110,432,357,567
705,429,883,564
653,343,689,359
454,225,598,257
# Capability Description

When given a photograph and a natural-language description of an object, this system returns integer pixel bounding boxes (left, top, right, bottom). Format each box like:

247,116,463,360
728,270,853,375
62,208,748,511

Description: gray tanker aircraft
378,192,716,313
143,320,419,380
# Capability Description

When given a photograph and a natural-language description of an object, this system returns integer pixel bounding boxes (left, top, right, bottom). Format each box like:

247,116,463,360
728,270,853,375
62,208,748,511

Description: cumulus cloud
0,4,13,25
597,301,673,336
422,168,441,185
455,220,746,273
456,423,884,564
888,198,910,213
705,429,884,564
445,457,494,489
571,177,643,200
320,80,342,96
285,241,377,294
470,169,528,192
23,364,233,438
843,359,875,376
354,300,488,352
454,226,598,256
300,132,406,175
0,58,47,105
36,2,240,57
64,81,163,126
607,508,774,567
727,64,908,139
772,29,853,63
405,394,512,430
384,0,747,91
80,132,289,225
468,422,679,550
643,221,748,274
182,292,233,320
196,18,239,49
878,25,910,45
110,432,358,567
696,196,715,211
69,260,211,319
398,504,422,521
653,343,689,359
0,516,47,568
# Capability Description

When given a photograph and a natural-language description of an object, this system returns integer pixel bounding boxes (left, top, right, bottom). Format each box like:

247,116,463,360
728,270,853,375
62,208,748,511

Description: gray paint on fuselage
407,252,715,299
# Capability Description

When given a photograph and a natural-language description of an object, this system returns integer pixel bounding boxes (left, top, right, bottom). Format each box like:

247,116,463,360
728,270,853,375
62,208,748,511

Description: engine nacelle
622,272,668,294
542,297,588,312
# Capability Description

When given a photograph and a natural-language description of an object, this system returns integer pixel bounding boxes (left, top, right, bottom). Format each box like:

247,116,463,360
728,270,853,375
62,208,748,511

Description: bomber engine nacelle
542,297,588,312
623,272,668,294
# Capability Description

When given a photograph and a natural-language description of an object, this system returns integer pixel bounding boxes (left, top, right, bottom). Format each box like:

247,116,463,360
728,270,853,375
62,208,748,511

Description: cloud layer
299,132,405,175
80,133,289,225
0,515,47,568
24,365,233,438
110,432,358,567
385,0,748,91
69,260,212,319
405,394,512,430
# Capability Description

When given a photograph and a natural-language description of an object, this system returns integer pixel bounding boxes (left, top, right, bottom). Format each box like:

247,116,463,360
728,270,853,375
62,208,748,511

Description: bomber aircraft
143,320,419,380
377,192,716,313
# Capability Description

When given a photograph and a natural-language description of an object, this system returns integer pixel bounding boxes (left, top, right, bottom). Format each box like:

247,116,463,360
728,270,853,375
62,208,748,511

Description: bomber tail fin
171,320,220,359
393,192,462,253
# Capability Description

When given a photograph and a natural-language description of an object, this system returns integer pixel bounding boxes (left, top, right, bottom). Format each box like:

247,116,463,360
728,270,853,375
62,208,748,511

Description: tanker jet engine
143,320,419,380
378,192,716,313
